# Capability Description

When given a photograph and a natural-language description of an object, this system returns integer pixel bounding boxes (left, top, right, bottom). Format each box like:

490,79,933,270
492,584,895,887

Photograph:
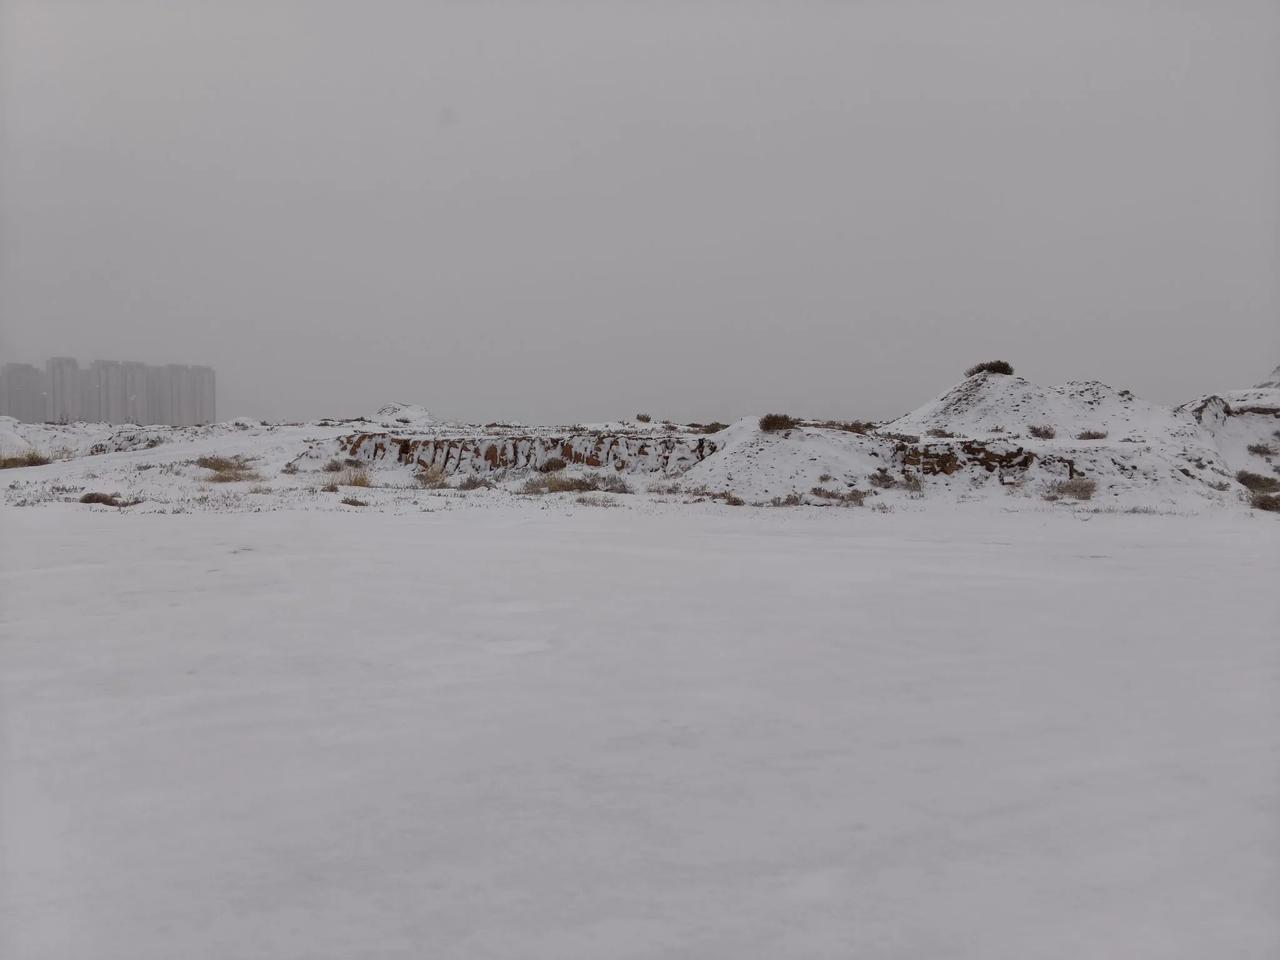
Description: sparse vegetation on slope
964,359,1014,377
1028,425,1056,440
1236,470,1280,493
759,413,799,432
0,450,51,469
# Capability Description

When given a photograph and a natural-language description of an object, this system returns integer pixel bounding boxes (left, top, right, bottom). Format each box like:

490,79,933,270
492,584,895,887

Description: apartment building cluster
0,357,216,426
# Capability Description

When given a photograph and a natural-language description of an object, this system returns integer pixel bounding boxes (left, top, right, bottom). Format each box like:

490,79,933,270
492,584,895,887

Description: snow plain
2,505,1277,959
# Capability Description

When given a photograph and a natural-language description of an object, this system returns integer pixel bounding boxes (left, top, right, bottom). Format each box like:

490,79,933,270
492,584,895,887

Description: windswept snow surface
2,506,1277,959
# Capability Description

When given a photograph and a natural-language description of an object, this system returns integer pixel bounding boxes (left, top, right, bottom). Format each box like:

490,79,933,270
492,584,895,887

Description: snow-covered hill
2,368,1277,515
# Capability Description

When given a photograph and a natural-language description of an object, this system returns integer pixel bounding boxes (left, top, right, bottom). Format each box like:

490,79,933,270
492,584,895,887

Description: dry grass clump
323,459,345,472
1044,476,1097,501
521,472,632,495
341,469,371,488
769,492,804,507
810,486,867,506
249,484,273,495
811,419,874,434
1076,430,1109,440
415,466,448,489
196,454,262,483
1028,425,1056,440
1250,492,1280,512
1247,443,1276,457
721,492,745,506
759,413,799,432
867,469,898,489
341,496,368,507
0,449,52,469
539,457,567,473
458,474,495,491
576,494,622,508
926,428,955,438
1236,470,1280,493
79,492,142,507
687,421,729,434
965,360,1014,377
320,481,340,493
647,480,683,495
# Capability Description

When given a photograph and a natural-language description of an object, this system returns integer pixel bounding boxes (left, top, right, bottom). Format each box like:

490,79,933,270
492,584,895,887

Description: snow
2,506,1278,959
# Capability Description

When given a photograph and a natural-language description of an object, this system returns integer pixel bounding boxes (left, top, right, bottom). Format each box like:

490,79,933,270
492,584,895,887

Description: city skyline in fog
2,0,1278,424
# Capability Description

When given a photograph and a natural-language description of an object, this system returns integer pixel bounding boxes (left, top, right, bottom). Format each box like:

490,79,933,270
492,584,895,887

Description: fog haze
2,0,1277,424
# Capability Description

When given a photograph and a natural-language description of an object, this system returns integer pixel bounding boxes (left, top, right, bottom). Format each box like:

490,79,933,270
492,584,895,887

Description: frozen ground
2,506,1277,959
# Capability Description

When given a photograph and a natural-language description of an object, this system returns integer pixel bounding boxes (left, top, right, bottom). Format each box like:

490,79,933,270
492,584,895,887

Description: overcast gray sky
1,0,1277,424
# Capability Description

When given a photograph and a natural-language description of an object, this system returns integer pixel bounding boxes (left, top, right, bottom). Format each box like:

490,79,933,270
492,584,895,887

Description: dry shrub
195,455,239,472
1076,430,1109,440
647,480,683,495
208,469,262,483
458,474,494,491
810,486,866,506
576,494,622,508
1250,492,1280,512
79,492,142,507
320,481,339,493
249,485,273,495
759,413,798,432
1046,476,1097,501
688,421,729,434
964,360,1014,377
1028,425,1056,440
926,428,955,438
721,492,745,506
197,454,262,483
867,469,898,489
341,470,371,487
1236,470,1280,493
0,450,52,469
323,459,345,472
539,457,567,473
341,496,368,507
1247,443,1276,457
416,466,448,489
521,472,632,495
280,462,299,475
635,413,652,423
770,492,804,507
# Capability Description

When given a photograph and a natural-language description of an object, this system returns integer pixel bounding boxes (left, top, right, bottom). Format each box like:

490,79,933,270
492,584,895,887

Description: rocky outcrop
336,432,719,475
892,438,1076,479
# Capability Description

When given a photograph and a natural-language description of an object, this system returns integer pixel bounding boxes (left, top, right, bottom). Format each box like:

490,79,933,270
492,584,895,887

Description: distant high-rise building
122,361,150,424
0,362,45,422
79,366,101,422
192,366,216,424
168,364,193,426
46,357,81,423
147,364,172,425
0,357,216,425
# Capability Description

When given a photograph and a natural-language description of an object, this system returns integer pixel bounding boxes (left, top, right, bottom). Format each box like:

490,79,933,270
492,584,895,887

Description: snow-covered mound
1178,365,1280,482
1254,365,1280,390
2,374,1277,515
881,372,1199,445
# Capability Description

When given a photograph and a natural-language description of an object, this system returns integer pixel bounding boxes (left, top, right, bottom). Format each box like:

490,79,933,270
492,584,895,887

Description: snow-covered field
3,506,1277,959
